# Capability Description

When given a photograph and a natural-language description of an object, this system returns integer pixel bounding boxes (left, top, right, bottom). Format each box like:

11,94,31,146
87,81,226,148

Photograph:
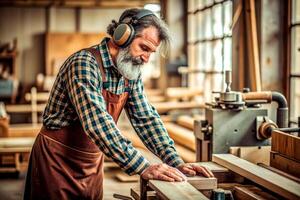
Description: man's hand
177,163,214,178
141,163,187,182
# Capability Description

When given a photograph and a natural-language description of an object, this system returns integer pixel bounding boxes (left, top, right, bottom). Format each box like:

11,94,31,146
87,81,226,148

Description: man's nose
141,53,150,63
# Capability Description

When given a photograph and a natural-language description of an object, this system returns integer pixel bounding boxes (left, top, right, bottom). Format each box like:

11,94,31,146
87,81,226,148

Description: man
24,8,213,200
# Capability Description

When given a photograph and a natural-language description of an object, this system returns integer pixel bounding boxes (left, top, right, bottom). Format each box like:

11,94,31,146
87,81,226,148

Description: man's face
115,26,160,80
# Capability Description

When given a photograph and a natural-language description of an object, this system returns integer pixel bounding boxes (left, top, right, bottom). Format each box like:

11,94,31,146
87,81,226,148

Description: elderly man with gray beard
24,8,213,200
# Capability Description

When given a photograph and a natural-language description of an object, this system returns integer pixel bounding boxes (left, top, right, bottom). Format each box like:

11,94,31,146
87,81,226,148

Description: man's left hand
177,163,214,178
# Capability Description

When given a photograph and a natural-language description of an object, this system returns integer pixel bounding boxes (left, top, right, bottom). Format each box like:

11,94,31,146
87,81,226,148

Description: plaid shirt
43,37,184,175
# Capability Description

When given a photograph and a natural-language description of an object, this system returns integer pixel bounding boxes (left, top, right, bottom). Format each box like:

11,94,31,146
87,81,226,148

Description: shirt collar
99,37,115,69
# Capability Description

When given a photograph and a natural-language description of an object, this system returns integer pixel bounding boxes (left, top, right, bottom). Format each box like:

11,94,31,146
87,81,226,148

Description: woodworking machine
195,70,300,161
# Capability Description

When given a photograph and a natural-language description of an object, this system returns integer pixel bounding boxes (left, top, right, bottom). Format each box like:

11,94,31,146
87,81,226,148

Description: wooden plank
271,130,300,161
0,137,35,149
8,123,41,137
229,146,271,165
176,115,195,130
46,33,107,75
234,185,278,200
115,172,139,182
270,151,300,178
149,180,208,200
258,163,300,183
192,162,229,173
187,176,217,190
152,102,205,114
212,154,300,200
165,87,203,101
164,123,196,151
6,104,46,113
174,144,196,163
245,0,261,91
130,187,157,200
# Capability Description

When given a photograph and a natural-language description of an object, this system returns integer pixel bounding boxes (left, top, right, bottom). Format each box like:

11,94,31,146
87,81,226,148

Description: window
290,0,300,122
187,0,232,102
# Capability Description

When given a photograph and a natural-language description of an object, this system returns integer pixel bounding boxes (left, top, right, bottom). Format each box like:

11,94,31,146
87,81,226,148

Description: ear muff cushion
113,23,135,48
113,24,132,47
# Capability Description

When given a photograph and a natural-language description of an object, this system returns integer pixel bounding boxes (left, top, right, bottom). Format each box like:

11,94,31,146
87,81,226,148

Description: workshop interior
0,0,299,199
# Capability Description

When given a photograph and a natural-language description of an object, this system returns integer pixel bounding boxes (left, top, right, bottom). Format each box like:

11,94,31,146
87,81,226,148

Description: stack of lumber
270,130,300,178
213,154,300,199
163,115,201,163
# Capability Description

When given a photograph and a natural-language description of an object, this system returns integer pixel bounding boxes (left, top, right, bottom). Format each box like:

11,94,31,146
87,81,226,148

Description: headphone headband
113,9,156,48
119,9,155,23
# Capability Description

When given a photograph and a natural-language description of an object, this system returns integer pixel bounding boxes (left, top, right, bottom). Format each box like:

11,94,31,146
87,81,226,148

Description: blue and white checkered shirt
43,37,184,175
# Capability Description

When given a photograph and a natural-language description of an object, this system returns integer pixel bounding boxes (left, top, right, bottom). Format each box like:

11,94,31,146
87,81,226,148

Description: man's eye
141,46,148,51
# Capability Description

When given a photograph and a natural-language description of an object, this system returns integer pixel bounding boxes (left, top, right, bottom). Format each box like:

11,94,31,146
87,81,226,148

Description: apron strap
85,47,106,82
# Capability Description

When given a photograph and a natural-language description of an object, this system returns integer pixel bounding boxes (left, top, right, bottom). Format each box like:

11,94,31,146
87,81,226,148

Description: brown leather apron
24,47,130,200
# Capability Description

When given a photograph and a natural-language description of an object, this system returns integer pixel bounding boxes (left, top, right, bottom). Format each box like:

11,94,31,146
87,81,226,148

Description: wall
0,6,123,88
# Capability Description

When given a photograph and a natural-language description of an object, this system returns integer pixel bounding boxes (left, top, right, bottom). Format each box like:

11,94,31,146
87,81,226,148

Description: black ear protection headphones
112,9,155,48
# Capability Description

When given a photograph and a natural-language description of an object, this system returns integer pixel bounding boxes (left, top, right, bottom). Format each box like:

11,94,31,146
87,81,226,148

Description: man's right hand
141,163,186,182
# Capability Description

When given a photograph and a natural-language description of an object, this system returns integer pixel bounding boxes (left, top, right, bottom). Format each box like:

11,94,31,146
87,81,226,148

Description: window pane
224,37,232,70
213,4,223,37
291,27,300,74
197,43,205,70
188,14,196,42
197,12,205,40
205,42,213,70
188,44,196,68
188,0,196,12
213,40,223,71
204,9,213,39
292,0,300,23
224,1,232,35
290,78,300,120
205,0,214,7
212,73,223,92
196,0,205,10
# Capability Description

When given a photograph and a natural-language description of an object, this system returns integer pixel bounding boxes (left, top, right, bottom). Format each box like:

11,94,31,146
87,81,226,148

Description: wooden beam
229,146,271,165
176,115,195,130
152,102,205,114
270,151,300,178
174,144,196,163
234,185,278,200
212,154,300,199
187,176,217,190
271,130,300,161
164,122,195,151
245,0,261,91
149,180,208,200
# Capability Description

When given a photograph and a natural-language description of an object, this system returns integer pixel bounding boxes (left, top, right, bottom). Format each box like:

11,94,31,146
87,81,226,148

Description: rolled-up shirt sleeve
125,78,184,167
64,52,150,175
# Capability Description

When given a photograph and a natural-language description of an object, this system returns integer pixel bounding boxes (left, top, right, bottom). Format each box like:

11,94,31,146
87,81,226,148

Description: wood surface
7,123,41,137
149,180,208,200
245,0,261,91
164,122,196,151
176,115,195,130
187,176,217,190
271,130,300,161
229,146,271,165
45,32,107,75
165,87,203,101
152,102,205,114
174,144,196,163
270,151,300,178
212,154,300,199
234,185,278,200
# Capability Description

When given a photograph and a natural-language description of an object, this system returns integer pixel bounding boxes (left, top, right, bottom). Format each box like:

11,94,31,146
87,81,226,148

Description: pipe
271,92,288,128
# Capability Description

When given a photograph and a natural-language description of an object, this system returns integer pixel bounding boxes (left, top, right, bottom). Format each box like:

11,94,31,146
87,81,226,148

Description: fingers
193,165,214,178
180,165,196,176
141,163,186,182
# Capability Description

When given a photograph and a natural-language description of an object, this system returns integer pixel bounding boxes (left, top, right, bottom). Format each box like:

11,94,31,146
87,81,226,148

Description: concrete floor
0,168,139,200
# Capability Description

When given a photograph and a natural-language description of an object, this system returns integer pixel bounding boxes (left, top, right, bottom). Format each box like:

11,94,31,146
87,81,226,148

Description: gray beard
116,47,144,80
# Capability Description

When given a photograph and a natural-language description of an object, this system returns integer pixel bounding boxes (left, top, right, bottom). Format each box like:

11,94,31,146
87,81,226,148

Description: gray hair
107,8,170,57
